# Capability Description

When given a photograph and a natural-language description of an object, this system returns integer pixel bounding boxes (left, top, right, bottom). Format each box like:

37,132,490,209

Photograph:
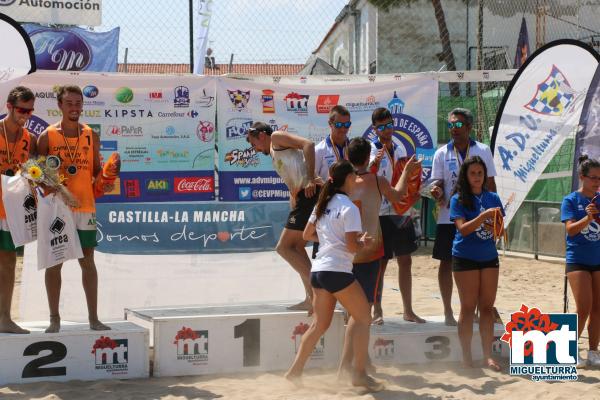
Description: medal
46,155,61,170
58,122,81,177
4,168,14,177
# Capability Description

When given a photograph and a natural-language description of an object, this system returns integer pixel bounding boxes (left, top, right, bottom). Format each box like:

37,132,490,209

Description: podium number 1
234,319,260,367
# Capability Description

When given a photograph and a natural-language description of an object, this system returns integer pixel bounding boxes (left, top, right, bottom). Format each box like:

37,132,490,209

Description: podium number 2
424,336,451,360
22,341,67,378
234,319,260,367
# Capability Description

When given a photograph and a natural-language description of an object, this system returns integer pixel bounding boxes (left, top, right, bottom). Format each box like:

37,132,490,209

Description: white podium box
369,316,509,365
125,303,344,377
0,321,149,385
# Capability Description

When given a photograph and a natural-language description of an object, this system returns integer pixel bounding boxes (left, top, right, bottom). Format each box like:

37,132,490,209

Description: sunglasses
375,122,394,131
448,121,465,129
13,106,34,115
332,121,352,129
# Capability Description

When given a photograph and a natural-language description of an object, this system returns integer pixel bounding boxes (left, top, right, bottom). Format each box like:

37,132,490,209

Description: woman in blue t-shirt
561,155,600,367
285,160,381,391
449,155,504,371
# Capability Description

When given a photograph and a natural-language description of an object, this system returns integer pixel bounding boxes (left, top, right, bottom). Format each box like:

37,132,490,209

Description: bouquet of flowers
21,155,79,208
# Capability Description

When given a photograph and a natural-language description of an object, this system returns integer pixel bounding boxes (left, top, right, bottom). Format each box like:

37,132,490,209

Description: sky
99,0,349,65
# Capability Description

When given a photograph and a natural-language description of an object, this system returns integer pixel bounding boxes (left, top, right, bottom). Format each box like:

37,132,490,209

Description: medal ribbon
327,135,348,161
58,122,81,170
453,141,470,168
1,119,18,171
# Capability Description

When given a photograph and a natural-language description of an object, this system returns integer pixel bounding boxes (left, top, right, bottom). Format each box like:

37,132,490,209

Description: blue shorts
352,260,381,303
310,271,355,294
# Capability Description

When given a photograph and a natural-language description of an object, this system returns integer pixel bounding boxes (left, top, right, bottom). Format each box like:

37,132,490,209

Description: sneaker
587,350,600,367
577,355,588,369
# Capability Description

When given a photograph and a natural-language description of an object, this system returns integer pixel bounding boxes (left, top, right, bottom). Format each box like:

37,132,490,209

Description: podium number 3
234,319,260,367
22,341,67,378
424,336,451,360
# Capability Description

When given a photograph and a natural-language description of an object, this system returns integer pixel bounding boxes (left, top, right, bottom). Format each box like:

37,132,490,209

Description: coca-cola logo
30,29,92,71
174,177,214,193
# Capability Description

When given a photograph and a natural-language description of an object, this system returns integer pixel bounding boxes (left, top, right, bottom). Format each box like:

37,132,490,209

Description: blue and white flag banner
21,70,217,202
216,74,438,201
0,13,35,113
491,40,600,225
193,0,213,75
23,24,118,72
572,64,600,189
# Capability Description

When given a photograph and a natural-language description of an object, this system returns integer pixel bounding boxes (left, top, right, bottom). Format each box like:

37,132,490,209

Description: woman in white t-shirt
285,160,381,391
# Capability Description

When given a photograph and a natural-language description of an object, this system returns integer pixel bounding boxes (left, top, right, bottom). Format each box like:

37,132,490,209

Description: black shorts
433,224,457,261
285,189,319,231
310,271,355,294
379,215,418,260
452,256,499,272
566,263,600,273
352,260,382,303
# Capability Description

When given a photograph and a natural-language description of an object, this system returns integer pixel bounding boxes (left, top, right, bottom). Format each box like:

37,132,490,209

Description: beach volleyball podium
369,317,509,365
0,321,149,385
125,303,345,377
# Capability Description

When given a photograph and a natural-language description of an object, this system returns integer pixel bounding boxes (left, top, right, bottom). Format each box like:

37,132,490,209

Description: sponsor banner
216,75,438,201
491,40,600,224
96,202,289,254
21,70,217,202
99,171,215,202
23,24,118,72
218,171,289,201
0,0,102,26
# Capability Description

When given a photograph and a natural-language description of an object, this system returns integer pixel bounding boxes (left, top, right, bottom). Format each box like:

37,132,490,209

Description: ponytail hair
314,160,355,219
578,154,600,177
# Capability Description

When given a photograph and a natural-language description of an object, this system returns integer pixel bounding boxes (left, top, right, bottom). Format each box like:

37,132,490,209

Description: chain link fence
12,0,599,258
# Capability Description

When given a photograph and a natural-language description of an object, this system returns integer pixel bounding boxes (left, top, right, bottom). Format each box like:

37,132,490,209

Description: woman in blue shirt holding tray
561,155,600,367
449,156,504,371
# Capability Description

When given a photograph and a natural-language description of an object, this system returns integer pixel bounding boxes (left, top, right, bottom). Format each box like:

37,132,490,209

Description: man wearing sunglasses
0,86,37,334
430,107,497,326
368,107,424,325
247,121,321,313
315,105,352,181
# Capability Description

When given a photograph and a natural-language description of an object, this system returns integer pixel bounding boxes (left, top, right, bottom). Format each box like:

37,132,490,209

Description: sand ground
2,248,599,399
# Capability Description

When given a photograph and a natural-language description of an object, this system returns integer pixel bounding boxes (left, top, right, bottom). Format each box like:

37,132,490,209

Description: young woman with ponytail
285,160,382,391
561,155,600,367
449,155,504,371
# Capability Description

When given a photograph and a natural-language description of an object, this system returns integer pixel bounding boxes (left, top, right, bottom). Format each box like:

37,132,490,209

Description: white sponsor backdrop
492,41,599,224
20,70,217,203
216,74,438,201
